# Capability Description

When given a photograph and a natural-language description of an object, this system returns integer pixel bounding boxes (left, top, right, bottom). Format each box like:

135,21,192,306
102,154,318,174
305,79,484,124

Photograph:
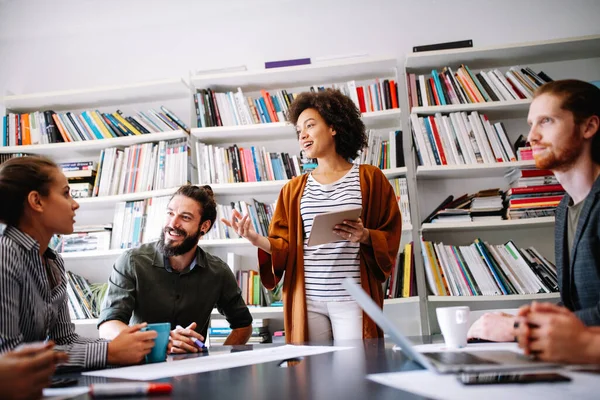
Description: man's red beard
533,128,583,171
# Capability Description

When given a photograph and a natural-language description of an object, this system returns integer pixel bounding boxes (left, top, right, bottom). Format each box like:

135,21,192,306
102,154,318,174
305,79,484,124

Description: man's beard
534,127,583,171
157,226,202,257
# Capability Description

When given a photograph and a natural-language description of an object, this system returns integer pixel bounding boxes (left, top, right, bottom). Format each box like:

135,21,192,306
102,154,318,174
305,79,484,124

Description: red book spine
356,86,367,113
510,184,564,195
510,195,564,205
520,169,554,178
429,77,441,106
428,116,447,165
390,80,399,109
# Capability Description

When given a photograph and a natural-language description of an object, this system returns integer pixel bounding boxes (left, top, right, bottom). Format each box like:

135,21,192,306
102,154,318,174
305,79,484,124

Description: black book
444,68,467,104
537,71,554,83
521,68,545,87
127,116,150,134
415,79,423,107
413,39,473,53
476,73,499,101
423,195,454,224
43,111,64,143
394,130,405,168
66,112,87,140
425,78,436,106
383,79,391,110
101,113,125,137
280,153,293,179
203,89,217,127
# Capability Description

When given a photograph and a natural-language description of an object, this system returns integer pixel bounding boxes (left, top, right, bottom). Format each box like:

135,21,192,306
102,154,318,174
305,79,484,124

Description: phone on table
457,372,571,385
50,377,79,388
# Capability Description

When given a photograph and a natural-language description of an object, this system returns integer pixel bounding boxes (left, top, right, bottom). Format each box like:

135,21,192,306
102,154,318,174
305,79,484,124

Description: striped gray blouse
0,226,108,370
301,164,362,301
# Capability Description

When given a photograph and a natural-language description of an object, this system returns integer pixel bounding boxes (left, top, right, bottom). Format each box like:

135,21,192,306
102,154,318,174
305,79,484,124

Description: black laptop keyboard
424,351,498,365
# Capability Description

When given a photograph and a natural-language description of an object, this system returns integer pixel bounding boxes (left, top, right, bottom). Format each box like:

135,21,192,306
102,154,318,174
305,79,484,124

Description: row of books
193,79,399,128
407,65,553,108
65,270,102,320
203,200,276,241
421,239,558,297
384,242,416,299
357,130,405,170
55,225,112,253
92,139,188,197
391,178,412,226
1,106,188,147
195,142,302,184
410,112,517,167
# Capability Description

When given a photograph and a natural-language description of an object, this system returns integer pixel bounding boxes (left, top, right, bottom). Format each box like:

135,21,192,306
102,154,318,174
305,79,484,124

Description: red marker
90,382,172,397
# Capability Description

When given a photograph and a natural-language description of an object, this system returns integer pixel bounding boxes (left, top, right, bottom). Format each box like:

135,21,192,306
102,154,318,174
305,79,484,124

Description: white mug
436,306,470,349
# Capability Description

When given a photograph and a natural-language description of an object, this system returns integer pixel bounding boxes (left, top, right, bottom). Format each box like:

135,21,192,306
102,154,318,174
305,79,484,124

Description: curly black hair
171,184,216,231
288,89,367,160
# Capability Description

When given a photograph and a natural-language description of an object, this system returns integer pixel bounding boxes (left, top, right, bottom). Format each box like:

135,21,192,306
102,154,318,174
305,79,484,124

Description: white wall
1,0,600,95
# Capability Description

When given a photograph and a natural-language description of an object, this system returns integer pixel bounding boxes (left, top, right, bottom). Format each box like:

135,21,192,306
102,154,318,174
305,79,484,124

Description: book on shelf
420,238,558,297
92,138,188,197
357,130,405,169
65,271,106,320
390,177,411,226
204,199,276,241
407,65,553,109
425,188,504,223
410,111,516,167
265,58,311,69
193,78,399,128
195,142,302,185
384,242,415,299
208,319,271,345
1,107,188,147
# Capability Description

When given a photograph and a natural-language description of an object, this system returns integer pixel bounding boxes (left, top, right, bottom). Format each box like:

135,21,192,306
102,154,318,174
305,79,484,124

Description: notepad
307,206,362,247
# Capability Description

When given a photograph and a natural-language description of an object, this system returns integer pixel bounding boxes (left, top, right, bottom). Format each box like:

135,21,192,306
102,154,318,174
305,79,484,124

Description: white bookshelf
421,216,555,232
405,34,600,72
0,78,190,113
400,34,600,336
428,293,560,303
416,161,536,179
0,130,188,157
411,99,531,119
190,109,402,144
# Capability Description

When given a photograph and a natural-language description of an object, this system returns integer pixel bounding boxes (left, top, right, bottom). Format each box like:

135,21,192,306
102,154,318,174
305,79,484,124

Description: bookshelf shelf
1,78,190,113
382,167,407,178
416,160,536,179
190,57,398,92
0,130,188,157
411,99,531,119
384,296,420,305
189,109,402,144
428,293,560,302
421,216,555,232
405,34,600,72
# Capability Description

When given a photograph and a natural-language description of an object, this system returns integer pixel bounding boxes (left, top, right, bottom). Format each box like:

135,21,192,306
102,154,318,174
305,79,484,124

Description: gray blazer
555,176,600,326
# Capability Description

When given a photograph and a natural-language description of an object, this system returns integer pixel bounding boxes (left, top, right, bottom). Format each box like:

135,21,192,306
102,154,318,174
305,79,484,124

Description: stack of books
421,238,558,296
57,225,112,253
470,189,504,222
60,161,97,198
425,189,505,224
505,169,564,219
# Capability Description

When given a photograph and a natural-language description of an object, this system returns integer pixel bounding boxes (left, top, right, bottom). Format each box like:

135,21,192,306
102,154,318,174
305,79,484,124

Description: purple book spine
265,58,311,69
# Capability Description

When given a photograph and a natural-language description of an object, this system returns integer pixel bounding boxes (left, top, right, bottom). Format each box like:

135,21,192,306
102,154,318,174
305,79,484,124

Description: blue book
431,70,447,105
258,98,271,123
265,58,311,69
474,240,509,295
81,111,104,139
2,115,6,147
422,118,441,165
250,146,262,182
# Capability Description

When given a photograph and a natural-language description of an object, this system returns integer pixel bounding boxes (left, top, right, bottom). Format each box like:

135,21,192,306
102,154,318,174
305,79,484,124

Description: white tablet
307,206,363,247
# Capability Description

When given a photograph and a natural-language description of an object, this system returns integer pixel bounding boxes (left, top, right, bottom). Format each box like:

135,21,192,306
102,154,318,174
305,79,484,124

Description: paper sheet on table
84,345,351,380
411,342,523,353
368,369,600,400
43,386,89,399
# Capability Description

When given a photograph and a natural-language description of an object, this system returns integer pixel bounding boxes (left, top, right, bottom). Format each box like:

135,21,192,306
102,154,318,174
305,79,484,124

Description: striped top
0,226,108,370
301,164,362,301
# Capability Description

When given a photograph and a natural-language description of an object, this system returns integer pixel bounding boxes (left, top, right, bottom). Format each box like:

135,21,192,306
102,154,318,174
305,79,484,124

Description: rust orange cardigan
258,164,402,343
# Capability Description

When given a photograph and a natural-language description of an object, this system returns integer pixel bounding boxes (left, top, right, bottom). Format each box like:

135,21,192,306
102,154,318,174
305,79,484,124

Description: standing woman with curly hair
223,89,402,343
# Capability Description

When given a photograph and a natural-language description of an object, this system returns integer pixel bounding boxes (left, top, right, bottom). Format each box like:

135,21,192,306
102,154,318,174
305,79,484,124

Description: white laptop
342,278,558,374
